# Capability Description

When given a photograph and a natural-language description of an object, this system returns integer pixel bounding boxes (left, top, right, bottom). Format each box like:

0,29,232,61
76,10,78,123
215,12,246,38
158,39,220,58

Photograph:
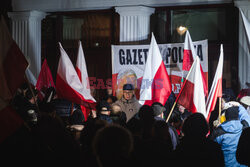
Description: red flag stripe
75,67,82,83
56,74,95,105
182,50,194,71
144,62,171,105
206,78,222,121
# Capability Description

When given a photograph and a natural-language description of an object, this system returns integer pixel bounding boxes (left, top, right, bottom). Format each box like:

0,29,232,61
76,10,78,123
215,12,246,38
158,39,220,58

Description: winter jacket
98,114,113,124
114,96,141,122
238,105,250,126
214,120,247,167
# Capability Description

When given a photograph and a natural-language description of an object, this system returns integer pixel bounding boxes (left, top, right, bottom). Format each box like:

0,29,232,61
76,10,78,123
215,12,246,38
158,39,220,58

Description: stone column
8,10,46,78
235,1,250,89
115,6,155,42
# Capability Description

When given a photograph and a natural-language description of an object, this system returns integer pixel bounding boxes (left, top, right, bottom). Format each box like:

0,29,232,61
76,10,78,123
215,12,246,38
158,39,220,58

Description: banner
112,40,208,100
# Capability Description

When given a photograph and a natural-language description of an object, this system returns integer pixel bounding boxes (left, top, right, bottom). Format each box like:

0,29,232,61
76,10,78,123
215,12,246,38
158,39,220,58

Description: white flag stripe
184,30,197,59
206,44,224,117
76,41,95,102
192,57,206,117
139,33,162,103
58,42,95,101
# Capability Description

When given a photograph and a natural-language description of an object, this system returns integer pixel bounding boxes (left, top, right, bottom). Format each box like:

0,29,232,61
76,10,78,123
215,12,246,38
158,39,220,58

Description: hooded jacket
215,120,246,167
114,95,141,122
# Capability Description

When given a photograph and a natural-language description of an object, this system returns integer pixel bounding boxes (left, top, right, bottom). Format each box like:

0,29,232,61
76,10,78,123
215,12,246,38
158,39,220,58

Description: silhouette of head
182,113,209,138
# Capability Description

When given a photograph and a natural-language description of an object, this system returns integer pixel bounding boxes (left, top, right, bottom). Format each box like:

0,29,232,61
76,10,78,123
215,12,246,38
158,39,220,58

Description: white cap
240,96,250,106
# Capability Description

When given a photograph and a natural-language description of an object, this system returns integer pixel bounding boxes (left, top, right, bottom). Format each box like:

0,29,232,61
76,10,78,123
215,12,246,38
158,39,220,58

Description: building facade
2,0,250,98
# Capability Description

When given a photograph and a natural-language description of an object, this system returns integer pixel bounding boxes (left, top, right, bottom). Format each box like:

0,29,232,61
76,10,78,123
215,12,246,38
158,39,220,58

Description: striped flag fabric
76,41,96,120
182,30,208,96
206,44,224,120
56,43,96,109
139,33,172,106
176,57,206,117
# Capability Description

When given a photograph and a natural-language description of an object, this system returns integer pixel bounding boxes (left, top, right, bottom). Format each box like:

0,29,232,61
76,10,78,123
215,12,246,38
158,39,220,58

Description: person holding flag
166,56,207,122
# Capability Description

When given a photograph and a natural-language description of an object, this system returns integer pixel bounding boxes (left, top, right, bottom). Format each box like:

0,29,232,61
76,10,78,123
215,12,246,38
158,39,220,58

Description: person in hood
211,106,247,167
113,84,141,122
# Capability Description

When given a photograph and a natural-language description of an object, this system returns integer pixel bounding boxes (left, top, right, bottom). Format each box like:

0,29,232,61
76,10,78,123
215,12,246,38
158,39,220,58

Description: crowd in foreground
1,83,250,167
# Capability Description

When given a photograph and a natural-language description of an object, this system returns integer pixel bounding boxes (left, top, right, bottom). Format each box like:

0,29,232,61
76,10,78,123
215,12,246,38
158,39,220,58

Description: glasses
123,91,133,94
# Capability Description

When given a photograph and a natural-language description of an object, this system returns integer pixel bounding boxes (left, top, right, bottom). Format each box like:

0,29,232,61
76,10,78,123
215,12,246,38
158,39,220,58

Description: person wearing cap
240,96,250,115
211,106,247,167
152,102,179,150
96,100,113,124
113,84,141,122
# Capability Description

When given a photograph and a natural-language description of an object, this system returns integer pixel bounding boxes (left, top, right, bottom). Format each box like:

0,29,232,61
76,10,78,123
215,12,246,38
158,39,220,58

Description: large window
152,4,239,94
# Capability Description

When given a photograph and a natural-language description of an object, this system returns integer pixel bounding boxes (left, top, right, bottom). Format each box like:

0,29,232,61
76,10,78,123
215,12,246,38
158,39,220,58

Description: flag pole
218,97,222,122
24,73,40,115
166,101,177,123
166,62,194,123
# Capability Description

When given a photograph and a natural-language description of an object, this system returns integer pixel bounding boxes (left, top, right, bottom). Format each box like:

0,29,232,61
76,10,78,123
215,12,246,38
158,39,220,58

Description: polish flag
206,44,223,120
177,57,206,117
139,34,172,106
56,43,96,111
76,41,96,120
240,9,250,46
182,30,208,96
0,16,28,142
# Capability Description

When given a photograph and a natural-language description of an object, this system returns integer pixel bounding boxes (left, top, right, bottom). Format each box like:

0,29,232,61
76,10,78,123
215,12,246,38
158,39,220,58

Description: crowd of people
1,82,250,167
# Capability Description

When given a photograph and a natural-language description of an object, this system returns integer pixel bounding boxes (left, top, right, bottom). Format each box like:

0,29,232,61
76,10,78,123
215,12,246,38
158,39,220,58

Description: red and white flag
240,9,250,46
0,16,28,142
183,30,208,96
36,59,55,91
76,41,96,120
177,57,206,117
76,41,95,102
36,58,55,100
206,44,223,120
139,34,172,106
56,43,96,108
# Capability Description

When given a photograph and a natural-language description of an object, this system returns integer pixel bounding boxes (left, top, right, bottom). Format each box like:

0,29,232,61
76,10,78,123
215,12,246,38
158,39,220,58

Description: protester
113,84,141,122
174,113,224,167
92,125,134,167
236,127,250,166
152,102,179,150
110,103,127,126
96,100,113,124
239,96,250,115
50,98,85,125
211,107,246,167
103,94,117,105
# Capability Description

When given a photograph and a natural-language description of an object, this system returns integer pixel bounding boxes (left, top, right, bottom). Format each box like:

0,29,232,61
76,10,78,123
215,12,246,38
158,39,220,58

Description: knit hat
240,96,250,106
152,102,166,116
123,84,134,90
225,106,239,121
